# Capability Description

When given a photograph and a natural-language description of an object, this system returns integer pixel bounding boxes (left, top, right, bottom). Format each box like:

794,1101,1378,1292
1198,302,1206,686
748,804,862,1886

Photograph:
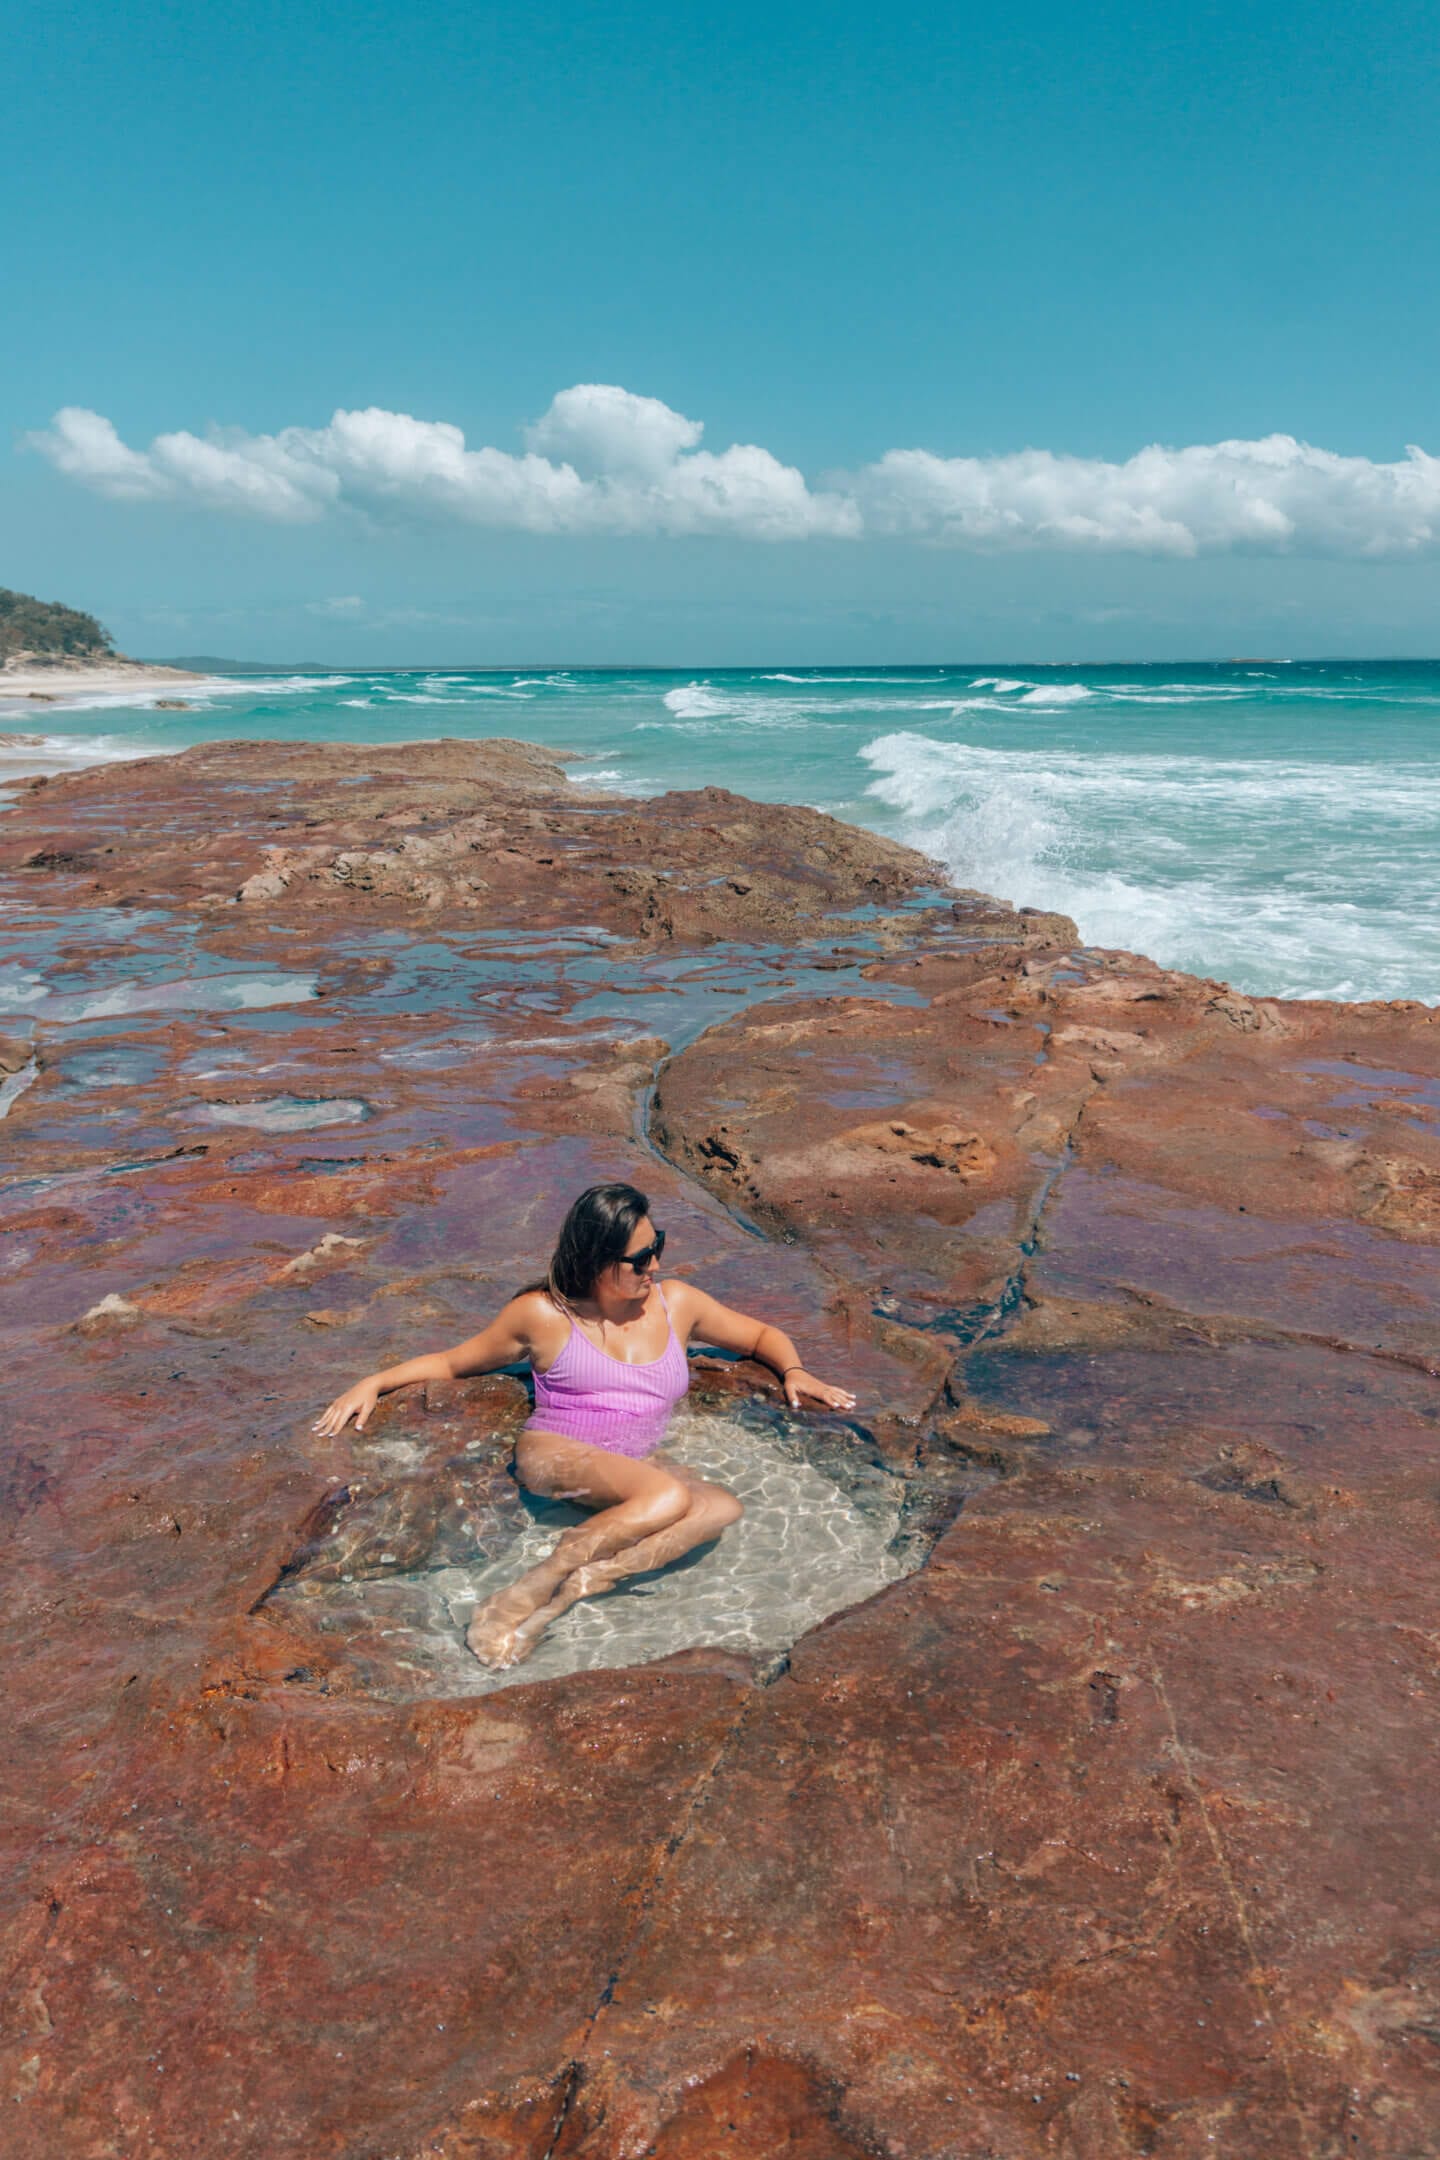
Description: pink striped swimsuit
525,1288,690,1458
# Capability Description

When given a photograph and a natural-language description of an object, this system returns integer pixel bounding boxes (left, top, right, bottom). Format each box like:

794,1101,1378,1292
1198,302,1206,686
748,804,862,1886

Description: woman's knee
628,1472,693,1536
690,1482,743,1535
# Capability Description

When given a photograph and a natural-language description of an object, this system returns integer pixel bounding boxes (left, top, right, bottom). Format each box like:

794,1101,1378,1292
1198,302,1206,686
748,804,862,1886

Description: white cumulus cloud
849,435,1440,557
32,407,335,519
24,386,856,542
22,392,1440,556
524,382,702,479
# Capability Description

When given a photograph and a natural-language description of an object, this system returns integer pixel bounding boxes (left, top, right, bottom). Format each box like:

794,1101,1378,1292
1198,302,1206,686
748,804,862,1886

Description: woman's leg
466,1433,693,1666
466,1440,742,1668
507,1468,743,1656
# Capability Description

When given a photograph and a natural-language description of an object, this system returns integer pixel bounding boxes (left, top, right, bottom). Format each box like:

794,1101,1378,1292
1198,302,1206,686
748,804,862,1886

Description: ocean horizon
6,655,1440,1007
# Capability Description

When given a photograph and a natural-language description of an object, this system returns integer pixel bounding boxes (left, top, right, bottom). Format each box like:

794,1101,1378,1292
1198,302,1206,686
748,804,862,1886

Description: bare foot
463,1548,578,1666
465,1582,550,1668
467,1560,602,1667
465,1606,530,1668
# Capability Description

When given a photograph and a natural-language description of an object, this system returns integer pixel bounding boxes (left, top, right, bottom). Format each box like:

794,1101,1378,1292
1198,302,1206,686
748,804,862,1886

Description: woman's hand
314,1377,382,1436
784,1368,857,1412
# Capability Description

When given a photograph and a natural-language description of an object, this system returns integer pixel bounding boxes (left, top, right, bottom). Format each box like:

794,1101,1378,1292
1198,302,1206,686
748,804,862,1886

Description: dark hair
528,1182,652,1306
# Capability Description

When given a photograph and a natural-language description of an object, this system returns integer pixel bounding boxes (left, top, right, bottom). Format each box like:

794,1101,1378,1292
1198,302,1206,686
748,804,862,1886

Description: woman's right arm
313,1296,545,1435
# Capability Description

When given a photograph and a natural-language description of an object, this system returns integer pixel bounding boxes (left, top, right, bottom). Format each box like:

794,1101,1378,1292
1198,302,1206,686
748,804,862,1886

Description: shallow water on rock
190,1095,373,1131
311,924,927,1049
275,1411,912,1700
449,1416,909,1695
0,1058,40,1119
55,1044,171,1089
19,970,319,1023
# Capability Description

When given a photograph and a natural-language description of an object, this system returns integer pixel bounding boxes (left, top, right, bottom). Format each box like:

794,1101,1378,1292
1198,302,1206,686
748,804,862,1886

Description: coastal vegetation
0,585,115,662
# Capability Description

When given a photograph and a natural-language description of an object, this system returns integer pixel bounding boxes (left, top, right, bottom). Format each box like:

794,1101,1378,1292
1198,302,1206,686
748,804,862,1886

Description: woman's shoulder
503,1287,571,1341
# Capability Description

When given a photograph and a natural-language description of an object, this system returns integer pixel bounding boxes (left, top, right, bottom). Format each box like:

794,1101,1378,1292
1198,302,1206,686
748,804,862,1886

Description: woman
314,1182,857,1668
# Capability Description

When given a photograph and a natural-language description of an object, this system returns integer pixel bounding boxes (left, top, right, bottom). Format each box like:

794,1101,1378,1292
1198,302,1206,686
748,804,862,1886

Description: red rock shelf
2,738,1437,2156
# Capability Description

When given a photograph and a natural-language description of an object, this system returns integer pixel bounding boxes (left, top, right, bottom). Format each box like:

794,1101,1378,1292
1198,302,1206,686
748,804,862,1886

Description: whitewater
4,659,1438,1004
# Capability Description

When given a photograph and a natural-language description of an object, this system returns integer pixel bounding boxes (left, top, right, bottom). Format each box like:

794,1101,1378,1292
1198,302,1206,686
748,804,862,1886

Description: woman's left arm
672,1284,856,1412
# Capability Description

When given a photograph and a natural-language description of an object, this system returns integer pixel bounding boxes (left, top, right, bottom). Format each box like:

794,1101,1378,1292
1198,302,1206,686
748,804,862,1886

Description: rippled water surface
273,1411,913,1699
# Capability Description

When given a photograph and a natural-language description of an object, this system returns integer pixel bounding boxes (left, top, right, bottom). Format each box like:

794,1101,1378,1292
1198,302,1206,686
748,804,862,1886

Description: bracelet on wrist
781,1364,804,1378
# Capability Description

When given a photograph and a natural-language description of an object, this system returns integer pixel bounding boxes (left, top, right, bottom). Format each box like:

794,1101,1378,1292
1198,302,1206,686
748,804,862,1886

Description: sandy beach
0,659,208,782
0,657,202,706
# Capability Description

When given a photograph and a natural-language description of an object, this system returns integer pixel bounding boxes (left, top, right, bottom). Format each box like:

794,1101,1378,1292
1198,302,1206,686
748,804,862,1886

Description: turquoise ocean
7,659,1440,1005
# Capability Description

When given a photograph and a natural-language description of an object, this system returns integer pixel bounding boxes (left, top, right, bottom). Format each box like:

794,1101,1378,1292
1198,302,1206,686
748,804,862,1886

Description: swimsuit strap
546,1285,680,1371
657,1282,688,1354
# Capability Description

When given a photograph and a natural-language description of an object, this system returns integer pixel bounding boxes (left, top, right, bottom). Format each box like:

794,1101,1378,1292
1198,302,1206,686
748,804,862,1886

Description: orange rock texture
2,738,1437,2157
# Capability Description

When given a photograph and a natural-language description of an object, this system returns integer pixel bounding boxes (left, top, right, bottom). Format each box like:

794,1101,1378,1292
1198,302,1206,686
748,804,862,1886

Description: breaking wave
663,683,731,719
0,730,154,771
660,682,825,728
1017,682,1092,705
860,730,1440,1003
760,672,945,685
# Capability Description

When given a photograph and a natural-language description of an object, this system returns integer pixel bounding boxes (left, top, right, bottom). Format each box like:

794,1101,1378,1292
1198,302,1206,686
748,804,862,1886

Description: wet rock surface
3,737,1438,2156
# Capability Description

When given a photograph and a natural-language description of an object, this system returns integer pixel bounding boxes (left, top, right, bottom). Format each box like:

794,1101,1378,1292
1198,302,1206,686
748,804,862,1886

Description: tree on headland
0,587,117,663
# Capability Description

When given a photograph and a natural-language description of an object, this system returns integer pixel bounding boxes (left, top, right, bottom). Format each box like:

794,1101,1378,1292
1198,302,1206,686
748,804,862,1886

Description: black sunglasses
620,1228,666,1272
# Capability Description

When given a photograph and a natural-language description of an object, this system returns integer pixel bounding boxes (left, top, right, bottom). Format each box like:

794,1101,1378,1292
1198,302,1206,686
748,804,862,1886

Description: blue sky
5,0,1440,661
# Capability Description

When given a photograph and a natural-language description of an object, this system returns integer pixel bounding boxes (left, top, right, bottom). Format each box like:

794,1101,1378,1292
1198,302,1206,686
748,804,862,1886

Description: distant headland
0,584,118,664
0,585,199,705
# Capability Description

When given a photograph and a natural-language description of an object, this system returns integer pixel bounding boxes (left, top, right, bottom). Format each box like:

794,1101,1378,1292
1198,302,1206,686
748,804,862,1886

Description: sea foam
663,683,731,719
860,729,1440,1004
